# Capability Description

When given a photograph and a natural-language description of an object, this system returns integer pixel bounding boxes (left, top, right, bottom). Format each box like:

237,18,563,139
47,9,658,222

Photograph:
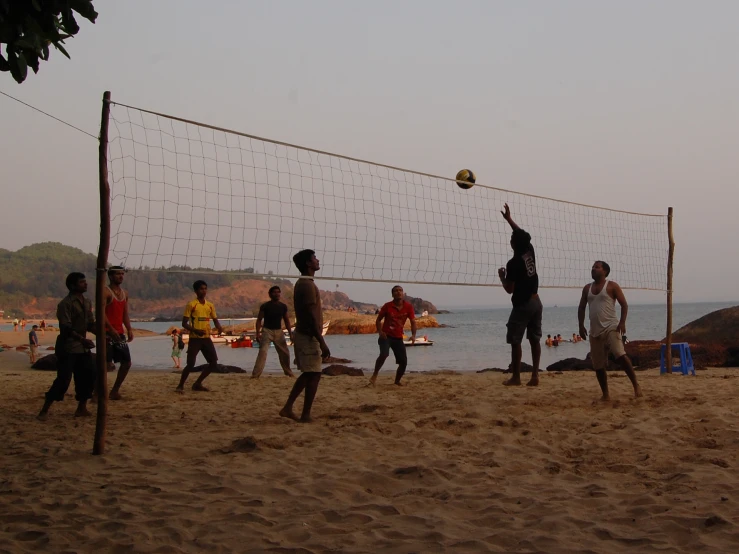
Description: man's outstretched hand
501,203,511,220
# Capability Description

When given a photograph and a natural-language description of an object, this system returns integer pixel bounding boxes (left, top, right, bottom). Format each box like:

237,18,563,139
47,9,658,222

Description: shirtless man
578,261,642,400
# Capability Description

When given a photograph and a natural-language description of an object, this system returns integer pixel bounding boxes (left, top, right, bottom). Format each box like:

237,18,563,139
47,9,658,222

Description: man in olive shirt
38,272,97,420
280,249,330,423
252,285,295,378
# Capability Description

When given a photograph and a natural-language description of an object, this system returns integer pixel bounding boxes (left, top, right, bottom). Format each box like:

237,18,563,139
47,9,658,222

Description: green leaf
8,50,28,83
70,0,99,23
53,41,70,59
61,8,80,35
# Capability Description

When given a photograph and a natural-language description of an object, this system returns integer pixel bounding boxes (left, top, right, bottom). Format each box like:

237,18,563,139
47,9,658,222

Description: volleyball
455,169,476,190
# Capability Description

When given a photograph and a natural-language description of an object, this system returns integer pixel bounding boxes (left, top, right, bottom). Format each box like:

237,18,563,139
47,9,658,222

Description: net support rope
107,101,668,291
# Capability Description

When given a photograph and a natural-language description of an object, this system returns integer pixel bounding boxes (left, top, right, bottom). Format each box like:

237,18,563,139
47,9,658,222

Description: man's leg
505,343,523,386
300,373,322,422
280,373,309,420
617,355,642,398
252,332,271,378
526,297,543,387
110,341,132,400
390,339,408,386
590,336,609,400
37,356,73,420
272,331,295,377
72,353,95,417
193,340,218,391
504,308,525,386
527,338,541,386
176,340,200,392
370,337,391,385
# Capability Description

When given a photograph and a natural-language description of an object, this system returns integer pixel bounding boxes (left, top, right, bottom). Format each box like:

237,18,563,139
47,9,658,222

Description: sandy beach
1,334,738,553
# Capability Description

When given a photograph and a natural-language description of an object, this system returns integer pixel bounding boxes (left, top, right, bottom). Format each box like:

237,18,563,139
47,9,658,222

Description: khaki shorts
293,331,322,373
589,329,626,370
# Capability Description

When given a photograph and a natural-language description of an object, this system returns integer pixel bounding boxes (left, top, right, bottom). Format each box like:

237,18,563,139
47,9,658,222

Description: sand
1,342,738,553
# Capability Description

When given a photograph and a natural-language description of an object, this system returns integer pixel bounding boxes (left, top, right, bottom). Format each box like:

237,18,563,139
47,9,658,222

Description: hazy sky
1,1,737,308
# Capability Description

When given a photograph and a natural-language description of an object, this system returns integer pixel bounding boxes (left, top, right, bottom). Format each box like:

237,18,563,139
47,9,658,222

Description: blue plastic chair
660,343,695,375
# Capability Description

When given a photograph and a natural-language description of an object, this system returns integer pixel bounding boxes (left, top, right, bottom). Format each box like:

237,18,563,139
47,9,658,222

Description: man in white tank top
577,261,642,400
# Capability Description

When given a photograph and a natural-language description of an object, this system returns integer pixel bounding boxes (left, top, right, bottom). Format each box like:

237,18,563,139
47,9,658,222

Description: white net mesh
107,102,668,290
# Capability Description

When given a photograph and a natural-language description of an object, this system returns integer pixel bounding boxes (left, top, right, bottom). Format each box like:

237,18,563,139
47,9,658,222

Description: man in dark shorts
498,203,543,387
280,249,331,423
252,285,295,378
103,266,134,400
369,285,416,386
176,280,224,393
37,272,98,420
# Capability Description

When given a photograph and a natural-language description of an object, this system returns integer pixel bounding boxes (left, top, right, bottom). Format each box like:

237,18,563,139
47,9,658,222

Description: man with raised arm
369,285,416,387
578,261,642,400
252,285,295,378
280,249,331,423
498,203,543,387
104,266,134,400
176,280,224,393
37,272,97,420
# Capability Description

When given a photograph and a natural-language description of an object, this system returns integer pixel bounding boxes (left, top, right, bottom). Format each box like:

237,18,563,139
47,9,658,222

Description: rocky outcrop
325,311,441,335
404,296,439,315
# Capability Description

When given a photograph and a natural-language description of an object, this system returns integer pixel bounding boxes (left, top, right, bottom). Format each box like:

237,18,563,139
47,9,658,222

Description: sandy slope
0,351,738,553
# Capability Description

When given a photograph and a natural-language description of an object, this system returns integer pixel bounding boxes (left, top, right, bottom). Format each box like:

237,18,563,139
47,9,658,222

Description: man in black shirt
498,204,543,387
252,286,295,378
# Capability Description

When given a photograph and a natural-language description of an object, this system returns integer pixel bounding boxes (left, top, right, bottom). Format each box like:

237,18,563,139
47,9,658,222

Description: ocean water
13,301,725,374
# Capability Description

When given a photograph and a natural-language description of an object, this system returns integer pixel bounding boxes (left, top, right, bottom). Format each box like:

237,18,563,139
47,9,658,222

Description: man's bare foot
286,373,295,378
634,385,643,398
192,384,210,392
110,390,122,400
37,412,48,421
74,408,92,417
279,408,299,421
175,386,184,394
394,381,404,387
600,395,610,402
503,378,521,386
299,415,314,423
526,377,539,387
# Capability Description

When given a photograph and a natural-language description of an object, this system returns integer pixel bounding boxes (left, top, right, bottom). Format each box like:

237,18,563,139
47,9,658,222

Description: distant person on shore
252,286,295,379
176,280,224,393
40,319,46,336
171,329,183,369
369,285,416,387
104,266,134,400
280,249,331,423
21,319,27,331
13,318,18,332
578,261,642,400
38,272,97,420
29,325,39,364
497,203,542,387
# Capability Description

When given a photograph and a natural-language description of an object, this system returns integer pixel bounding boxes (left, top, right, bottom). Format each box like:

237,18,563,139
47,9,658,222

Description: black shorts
107,335,132,364
506,295,543,345
186,338,218,367
378,336,407,366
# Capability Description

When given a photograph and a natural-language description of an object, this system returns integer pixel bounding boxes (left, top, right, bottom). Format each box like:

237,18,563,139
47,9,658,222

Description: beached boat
284,321,330,346
404,335,433,346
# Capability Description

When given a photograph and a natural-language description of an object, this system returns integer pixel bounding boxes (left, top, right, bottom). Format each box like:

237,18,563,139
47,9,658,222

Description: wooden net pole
665,207,675,374
93,91,112,455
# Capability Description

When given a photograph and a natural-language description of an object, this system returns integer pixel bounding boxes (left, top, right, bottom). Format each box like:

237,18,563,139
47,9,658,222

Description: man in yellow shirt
176,280,224,393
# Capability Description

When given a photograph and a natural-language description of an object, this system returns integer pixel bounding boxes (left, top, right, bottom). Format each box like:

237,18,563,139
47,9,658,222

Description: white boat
284,320,330,345
180,333,232,344
404,336,434,346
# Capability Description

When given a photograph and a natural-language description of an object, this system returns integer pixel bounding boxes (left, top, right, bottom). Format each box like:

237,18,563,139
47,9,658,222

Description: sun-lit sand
1,330,738,553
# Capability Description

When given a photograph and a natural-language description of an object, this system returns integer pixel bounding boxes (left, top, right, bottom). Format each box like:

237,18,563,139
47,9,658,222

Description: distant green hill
0,242,284,317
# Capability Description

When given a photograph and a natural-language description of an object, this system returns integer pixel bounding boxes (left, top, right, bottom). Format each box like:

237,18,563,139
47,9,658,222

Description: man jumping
498,203,543,386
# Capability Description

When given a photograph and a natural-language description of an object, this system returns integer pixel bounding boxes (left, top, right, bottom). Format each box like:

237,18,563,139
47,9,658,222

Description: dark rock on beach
172,364,246,374
322,365,364,377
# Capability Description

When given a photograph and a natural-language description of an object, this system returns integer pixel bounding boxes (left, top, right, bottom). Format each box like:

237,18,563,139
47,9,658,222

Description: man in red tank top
104,266,134,400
